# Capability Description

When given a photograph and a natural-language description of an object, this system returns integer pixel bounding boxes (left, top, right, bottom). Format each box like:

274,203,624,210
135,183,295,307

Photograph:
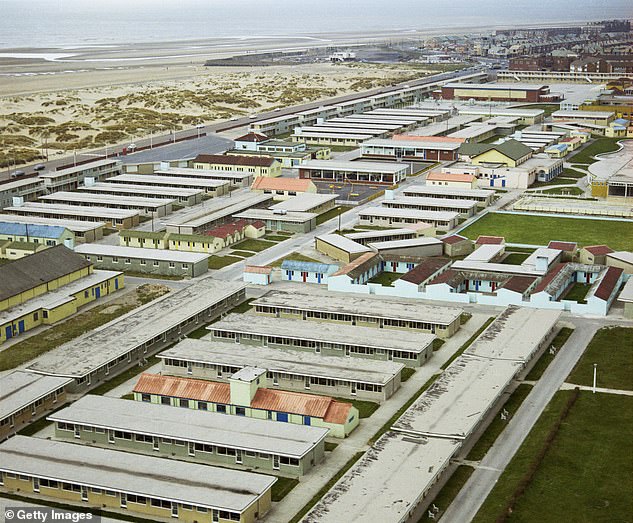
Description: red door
302,272,307,282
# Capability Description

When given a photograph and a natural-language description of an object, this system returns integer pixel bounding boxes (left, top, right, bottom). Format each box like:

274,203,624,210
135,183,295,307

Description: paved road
440,315,628,523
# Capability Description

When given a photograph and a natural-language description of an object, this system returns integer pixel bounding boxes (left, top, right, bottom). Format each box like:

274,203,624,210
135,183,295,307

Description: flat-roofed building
233,208,317,234
152,166,253,187
210,313,435,367
193,154,281,178
513,196,633,218
0,371,72,441
360,137,462,162
79,182,204,206
134,372,359,438
438,82,554,103
456,106,545,125
291,130,372,146
268,193,338,215
25,280,246,391
315,234,372,263
298,160,408,185
39,191,174,217
39,159,121,193
304,432,459,523
402,185,495,207
0,435,275,523
344,228,418,245
74,244,210,278
106,174,229,196
252,289,462,338
160,337,404,401
368,237,444,258
0,177,46,210
165,193,273,235
4,201,139,229
382,196,478,218
358,207,459,231
606,251,633,274
0,214,104,243
50,395,328,477
552,110,615,126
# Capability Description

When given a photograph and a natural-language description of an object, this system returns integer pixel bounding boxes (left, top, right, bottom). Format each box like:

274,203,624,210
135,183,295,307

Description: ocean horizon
0,0,631,49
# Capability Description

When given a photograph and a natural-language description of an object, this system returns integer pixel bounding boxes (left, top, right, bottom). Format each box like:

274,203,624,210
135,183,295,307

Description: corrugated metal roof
0,222,68,239
281,260,339,274
133,374,231,404
251,388,332,418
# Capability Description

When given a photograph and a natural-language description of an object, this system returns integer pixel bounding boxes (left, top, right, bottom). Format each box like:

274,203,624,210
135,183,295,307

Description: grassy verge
88,355,160,396
432,339,445,351
526,327,574,381
230,250,257,257
401,368,416,382
333,397,380,418
568,137,630,164
265,234,292,241
272,477,300,502
501,252,530,264
288,452,365,523
475,391,633,522
459,212,633,250
539,186,584,195
567,326,633,390
231,238,276,252
460,312,472,324
316,205,353,226
440,317,496,371
466,384,533,461
208,255,243,269
120,271,185,280
325,441,339,452
417,465,475,522
367,271,401,286
0,286,169,371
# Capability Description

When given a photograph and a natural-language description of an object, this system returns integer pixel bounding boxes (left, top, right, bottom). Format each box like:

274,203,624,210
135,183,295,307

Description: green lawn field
460,213,633,250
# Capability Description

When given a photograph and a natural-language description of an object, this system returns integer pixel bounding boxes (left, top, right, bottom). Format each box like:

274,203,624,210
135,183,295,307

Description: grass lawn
230,250,257,257
208,255,243,269
270,251,321,267
475,391,633,523
417,465,474,522
231,238,276,252
317,205,353,226
324,441,339,452
0,286,169,372
401,367,416,382
529,177,579,188
333,397,380,418
567,327,633,391
367,271,401,286
501,252,531,264
460,212,633,250
121,271,185,280
265,234,292,241
563,282,592,303
561,169,587,179
272,477,300,502
433,339,446,351
466,384,533,461
569,137,630,164
526,327,575,381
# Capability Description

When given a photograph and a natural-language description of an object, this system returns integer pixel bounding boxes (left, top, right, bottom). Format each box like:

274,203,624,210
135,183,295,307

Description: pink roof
475,235,505,245
251,177,314,192
442,234,468,245
235,132,269,142
426,172,475,183
205,219,250,239
134,374,230,404
245,265,272,274
583,245,614,256
392,134,465,143
548,241,577,252
594,267,624,301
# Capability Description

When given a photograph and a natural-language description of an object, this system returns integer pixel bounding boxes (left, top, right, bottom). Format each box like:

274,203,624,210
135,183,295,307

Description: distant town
0,16,632,523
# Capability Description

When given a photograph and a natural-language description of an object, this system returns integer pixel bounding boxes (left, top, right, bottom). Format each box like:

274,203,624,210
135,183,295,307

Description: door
317,273,322,284
236,450,243,464
351,382,357,395
153,438,159,451
115,279,119,290
95,287,101,299
188,442,195,456
33,478,40,492
501,179,506,188
277,412,289,423
345,347,350,357
18,320,25,334
5,326,12,340
302,271,307,283
213,510,219,523
171,504,178,518
74,426,81,439
303,415,311,426
81,486,88,502
273,455,280,470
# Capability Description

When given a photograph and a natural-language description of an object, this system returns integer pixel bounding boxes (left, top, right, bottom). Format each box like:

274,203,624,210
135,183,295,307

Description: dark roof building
193,154,276,168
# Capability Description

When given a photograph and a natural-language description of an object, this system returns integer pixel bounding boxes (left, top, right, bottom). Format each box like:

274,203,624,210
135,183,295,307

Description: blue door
5,326,12,340
18,320,25,334
317,273,322,284
501,179,506,188
490,179,494,187
114,279,119,290
303,416,311,426
95,287,101,299
277,412,288,423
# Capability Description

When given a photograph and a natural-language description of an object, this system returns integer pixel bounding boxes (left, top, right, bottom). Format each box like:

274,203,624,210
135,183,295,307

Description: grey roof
384,196,479,211
109,174,228,189
79,183,202,198
154,167,252,180
0,214,104,233
5,202,138,220
300,160,408,174
344,228,416,241
160,338,404,385
252,289,462,326
49,395,328,458
368,237,443,251
268,193,338,213
0,436,275,512
74,244,209,264
233,209,316,223
40,191,174,208
0,371,72,420
280,260,339,275
403,185,495,199
304,432,459,523
25,280,246,378
316,234,371,254
210,313,434,354
0,245,91,302
358,207,459,222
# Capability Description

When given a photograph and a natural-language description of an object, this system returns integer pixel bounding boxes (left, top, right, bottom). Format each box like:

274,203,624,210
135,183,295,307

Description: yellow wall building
192,154,281,178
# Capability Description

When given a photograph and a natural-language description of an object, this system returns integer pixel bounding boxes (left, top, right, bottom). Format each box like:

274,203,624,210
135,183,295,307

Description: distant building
192,154,281,178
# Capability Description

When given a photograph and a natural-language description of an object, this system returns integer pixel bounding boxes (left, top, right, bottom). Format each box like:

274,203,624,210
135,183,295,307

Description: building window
113,257,118,263
161,396,171,405
140,259,146,266
235,406,246,416
179,399,189,408
169,262,175,268
141,394,151,403
216,404,227,414
125,258,131,265
153,261,160,267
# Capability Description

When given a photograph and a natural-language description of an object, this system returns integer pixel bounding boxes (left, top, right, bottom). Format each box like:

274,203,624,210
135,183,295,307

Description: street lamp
592,363,597,394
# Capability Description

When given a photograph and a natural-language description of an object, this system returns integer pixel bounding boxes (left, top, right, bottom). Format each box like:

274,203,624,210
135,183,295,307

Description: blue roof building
0,222,73,244
281,260,339,284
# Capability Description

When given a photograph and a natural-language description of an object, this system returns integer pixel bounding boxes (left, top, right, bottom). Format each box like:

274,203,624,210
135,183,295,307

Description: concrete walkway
560,382,633,396
265,313,490,523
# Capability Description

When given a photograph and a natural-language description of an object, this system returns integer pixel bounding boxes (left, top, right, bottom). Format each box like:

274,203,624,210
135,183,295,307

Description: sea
0,0,631,50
